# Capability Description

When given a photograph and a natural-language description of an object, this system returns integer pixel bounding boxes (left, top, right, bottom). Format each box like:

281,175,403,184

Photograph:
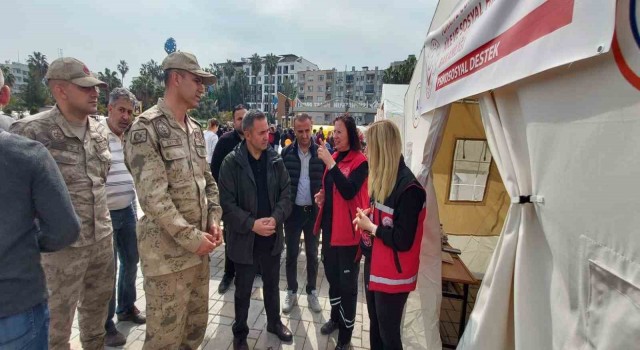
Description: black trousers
285,205,319,294
232,250,281,339
322,240,360,344
364,257,409,350
223,227,235,278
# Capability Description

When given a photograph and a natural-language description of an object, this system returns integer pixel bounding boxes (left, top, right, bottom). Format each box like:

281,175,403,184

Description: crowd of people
0,51,426,350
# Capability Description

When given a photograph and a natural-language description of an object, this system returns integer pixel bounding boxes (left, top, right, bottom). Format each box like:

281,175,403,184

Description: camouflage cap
46,57,107,88
162,51,217,85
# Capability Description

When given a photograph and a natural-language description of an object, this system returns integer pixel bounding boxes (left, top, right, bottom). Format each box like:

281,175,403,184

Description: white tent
405,0,640,349
376,84,408,138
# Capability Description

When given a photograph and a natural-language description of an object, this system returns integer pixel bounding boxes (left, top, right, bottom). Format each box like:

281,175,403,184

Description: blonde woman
353,120,426,350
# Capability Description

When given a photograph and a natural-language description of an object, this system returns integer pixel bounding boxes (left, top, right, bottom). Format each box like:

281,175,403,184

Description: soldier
10,57,115,350
123,51,223,350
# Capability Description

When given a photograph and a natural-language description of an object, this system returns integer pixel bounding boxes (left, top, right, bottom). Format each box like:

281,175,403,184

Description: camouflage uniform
10,106,114,350
123,98,222,350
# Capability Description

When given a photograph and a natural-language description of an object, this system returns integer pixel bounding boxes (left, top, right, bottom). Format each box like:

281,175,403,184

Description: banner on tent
419,0,616,114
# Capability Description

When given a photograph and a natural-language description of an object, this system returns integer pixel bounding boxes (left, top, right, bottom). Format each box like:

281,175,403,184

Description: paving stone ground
70,242,476,349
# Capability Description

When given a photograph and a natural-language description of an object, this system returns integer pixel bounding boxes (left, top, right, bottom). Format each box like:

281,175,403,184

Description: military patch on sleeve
193,131,205,146
131,129,148,144
49,126,65,142
154,119,172,138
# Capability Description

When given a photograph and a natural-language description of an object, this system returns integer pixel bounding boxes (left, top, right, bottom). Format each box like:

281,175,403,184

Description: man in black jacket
280,113,325,314
218,110,293,350
211,104,246,294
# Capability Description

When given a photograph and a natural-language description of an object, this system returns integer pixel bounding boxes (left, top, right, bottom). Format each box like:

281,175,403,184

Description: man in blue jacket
0,130,80,349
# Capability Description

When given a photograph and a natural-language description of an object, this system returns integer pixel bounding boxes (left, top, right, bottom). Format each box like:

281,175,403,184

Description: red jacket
314,150,368,246
369,171,426,293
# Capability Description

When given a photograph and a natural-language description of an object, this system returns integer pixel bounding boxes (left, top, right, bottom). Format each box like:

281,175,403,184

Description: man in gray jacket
218,109,293,350
0,130,80,348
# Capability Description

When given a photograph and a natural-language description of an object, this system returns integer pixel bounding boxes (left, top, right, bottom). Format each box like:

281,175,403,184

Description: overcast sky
2,0,437,85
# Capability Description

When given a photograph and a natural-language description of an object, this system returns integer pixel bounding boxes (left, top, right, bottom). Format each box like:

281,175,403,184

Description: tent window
448,139,492,202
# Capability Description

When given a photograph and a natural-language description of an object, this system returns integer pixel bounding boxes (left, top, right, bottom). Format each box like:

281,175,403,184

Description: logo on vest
361,231,372,247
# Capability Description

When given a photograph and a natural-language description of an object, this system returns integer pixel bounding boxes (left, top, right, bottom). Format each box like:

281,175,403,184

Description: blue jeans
105,204,139,329
0,302,49,350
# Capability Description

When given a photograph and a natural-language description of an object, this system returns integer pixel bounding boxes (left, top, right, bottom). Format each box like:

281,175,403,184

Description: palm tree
249,53,262,107
27,52,48,81
98,68,121,106
1,66,15,87
117,60,129,85
250,53,262,78
223,60,236,110
263,53,279,113
130,75,157,109
140,59,163,84
235,70,249,104
24,52,49,110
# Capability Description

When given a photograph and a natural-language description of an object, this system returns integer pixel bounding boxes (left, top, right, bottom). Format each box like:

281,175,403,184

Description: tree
0,66,15,87
22,75,48,112
3,95,26,116
140,59,163,84
382,55,417,84
249,53,262,107
250,53,262,78
23,51,50,111
130,75,159,110
98,68,122,107
27,52,48,82
189,95,218,123
235,70,250,104
222,60,236,110
263,53,279,113
117,60,129,85
282,78,297,100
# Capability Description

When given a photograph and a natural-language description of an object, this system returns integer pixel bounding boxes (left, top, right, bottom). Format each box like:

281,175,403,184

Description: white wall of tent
395,0,640,349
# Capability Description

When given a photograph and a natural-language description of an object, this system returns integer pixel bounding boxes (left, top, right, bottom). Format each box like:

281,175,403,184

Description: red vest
369,173,426,293
314,150,368,246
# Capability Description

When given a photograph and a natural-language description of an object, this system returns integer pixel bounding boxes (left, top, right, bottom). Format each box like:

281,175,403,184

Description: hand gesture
314,189,325,208
352,207,373,233
317,144,335,168
253,218,276,236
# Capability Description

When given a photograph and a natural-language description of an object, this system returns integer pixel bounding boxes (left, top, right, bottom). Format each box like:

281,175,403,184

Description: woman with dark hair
353,120,426,350
313,115,368,350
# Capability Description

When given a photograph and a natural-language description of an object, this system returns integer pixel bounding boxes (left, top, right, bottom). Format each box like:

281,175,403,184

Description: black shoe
116,306,146,324
105,327,126,347
335,342,352,350
218,275,234,294
266,322,293,342
320,319,339,335
233,337,249,350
